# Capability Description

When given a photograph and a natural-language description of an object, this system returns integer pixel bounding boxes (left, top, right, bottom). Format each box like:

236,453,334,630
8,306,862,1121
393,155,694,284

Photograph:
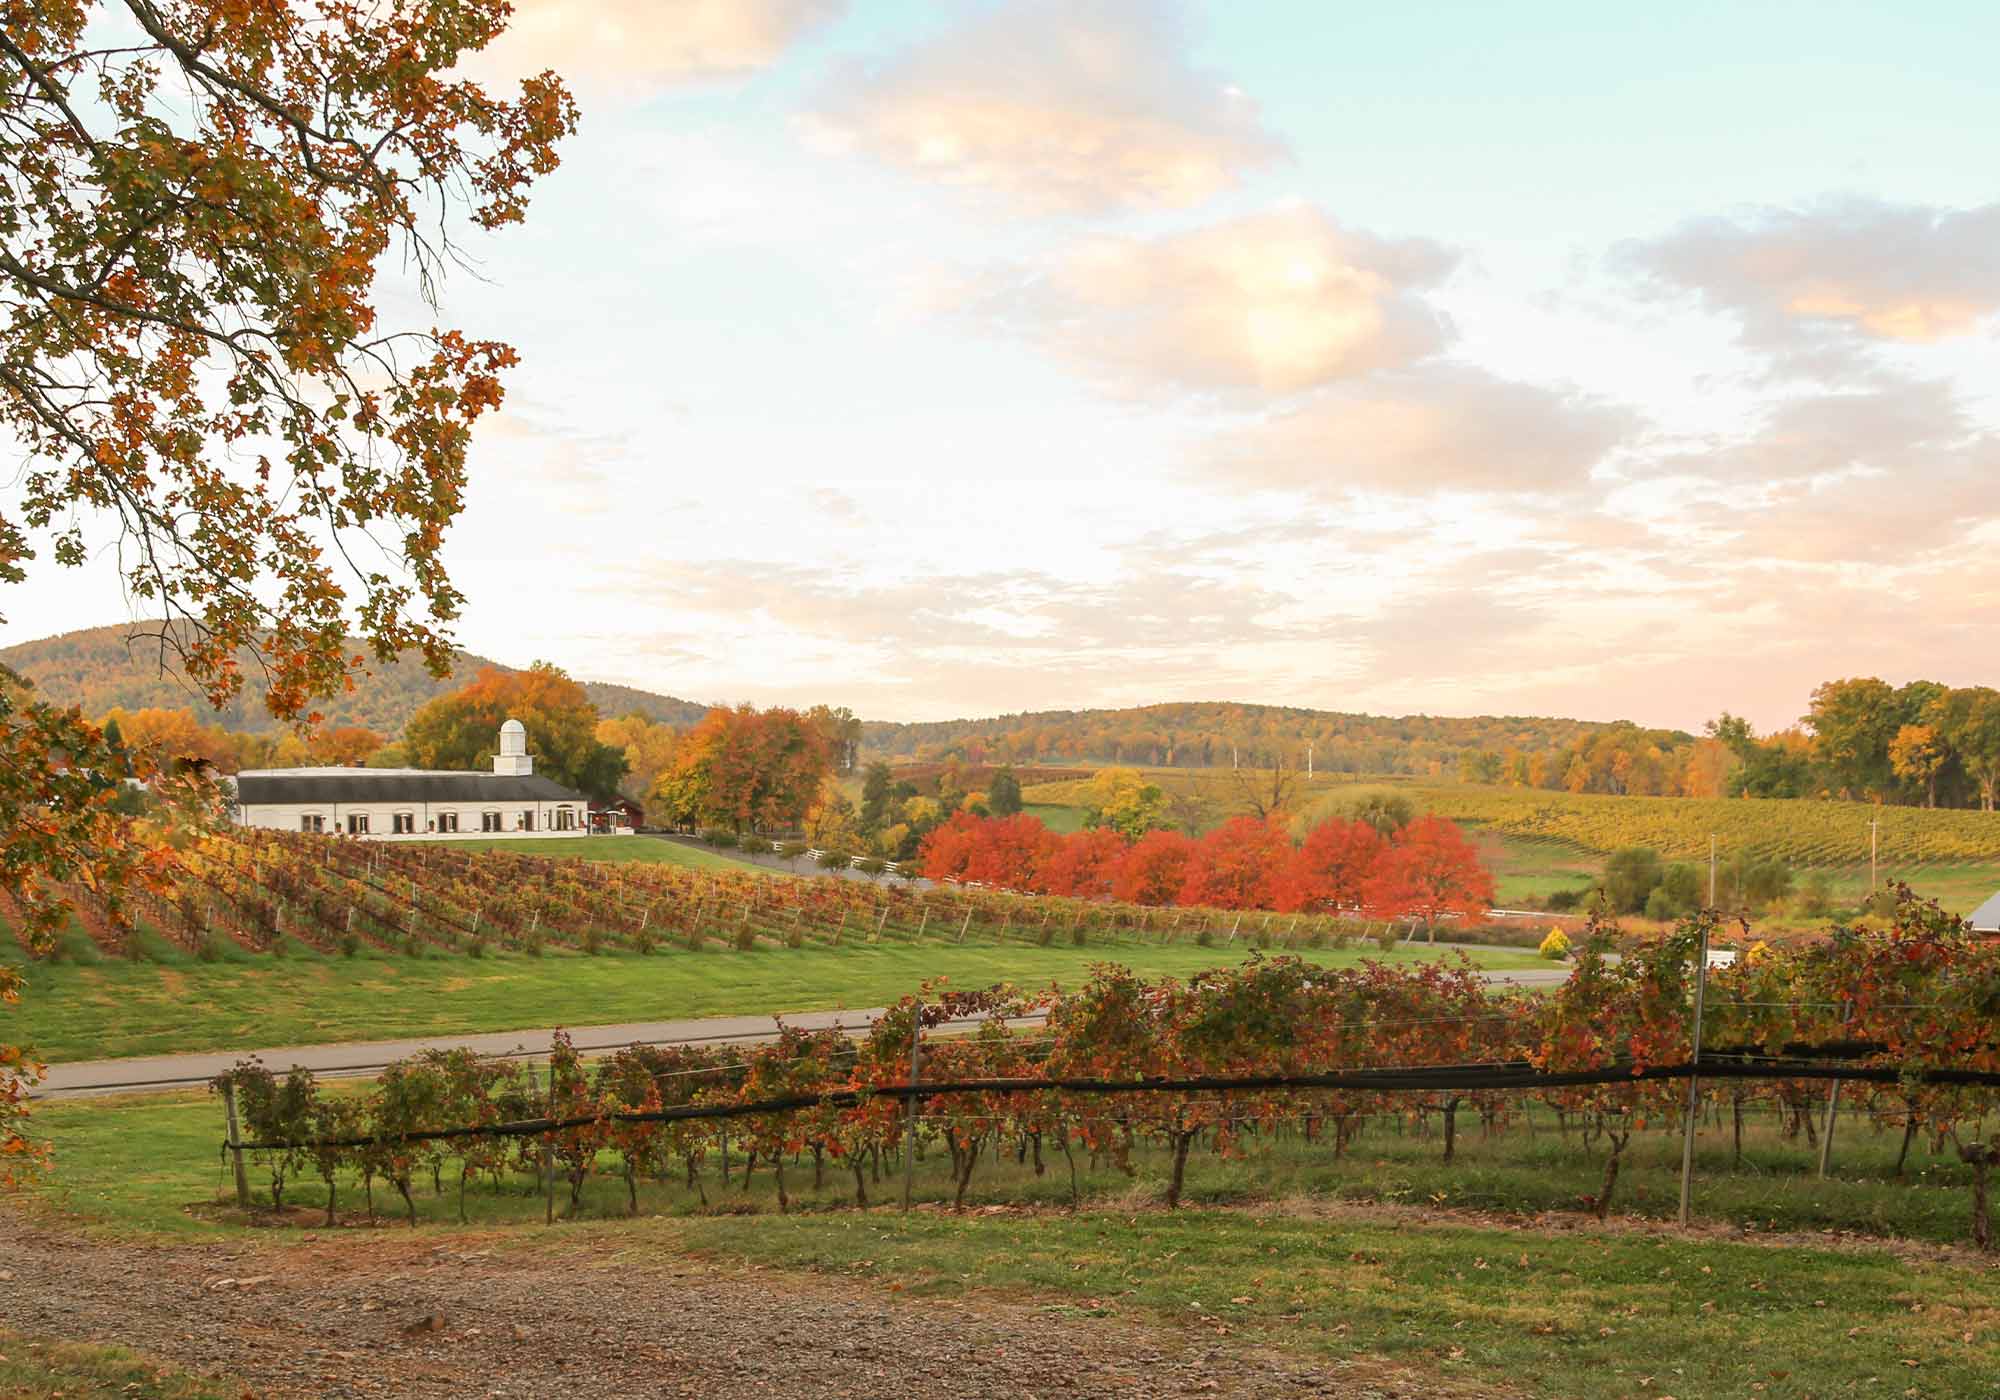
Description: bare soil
0,1212,1489,1399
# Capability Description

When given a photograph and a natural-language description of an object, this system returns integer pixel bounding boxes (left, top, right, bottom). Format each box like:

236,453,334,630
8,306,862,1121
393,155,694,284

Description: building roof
1968,890,2000,932
233,770,584,806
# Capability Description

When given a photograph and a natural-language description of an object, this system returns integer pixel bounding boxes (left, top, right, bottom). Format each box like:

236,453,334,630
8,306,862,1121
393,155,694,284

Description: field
18,1083,2000,1400
2,825,1555,1064
3,937,1537,1064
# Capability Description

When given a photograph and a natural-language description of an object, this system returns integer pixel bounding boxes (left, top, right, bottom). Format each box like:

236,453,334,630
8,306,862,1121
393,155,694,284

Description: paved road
35,961,1570,1099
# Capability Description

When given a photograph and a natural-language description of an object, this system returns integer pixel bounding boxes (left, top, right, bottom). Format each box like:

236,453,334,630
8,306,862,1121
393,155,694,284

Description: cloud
469,0,843,90
1621,197,2000,350
805,0,1283,213
1205,364,1635,496
949,207,1455,396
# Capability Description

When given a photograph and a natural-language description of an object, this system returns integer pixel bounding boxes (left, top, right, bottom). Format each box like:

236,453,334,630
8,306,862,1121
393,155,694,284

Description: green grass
415,833,779,874
1022,802,1086,833
667,1207,1999,1400
7,941,1541,1063
22,1088,2000,1400
0,1330,237,1399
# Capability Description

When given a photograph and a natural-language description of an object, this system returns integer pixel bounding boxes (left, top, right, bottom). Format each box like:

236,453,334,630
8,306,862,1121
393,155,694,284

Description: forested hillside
862,702,1640,777
0,623,707,735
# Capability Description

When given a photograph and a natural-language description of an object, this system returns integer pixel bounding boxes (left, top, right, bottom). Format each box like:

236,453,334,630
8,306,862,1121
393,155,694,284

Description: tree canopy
0,0,573,1173
404,664,625,801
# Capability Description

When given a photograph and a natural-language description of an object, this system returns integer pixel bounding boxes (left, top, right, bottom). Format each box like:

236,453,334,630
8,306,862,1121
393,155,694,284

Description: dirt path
0,1215,1483,1399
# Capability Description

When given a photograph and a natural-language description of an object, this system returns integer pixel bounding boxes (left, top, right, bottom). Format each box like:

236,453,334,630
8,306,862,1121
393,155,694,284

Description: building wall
236,799,585,840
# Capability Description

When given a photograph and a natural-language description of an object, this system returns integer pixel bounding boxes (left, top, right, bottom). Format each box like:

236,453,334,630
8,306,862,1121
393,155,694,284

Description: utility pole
1708,835,1716,907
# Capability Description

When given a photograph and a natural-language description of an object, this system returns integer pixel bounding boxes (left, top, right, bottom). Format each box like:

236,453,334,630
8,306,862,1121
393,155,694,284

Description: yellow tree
1889,724,1950,808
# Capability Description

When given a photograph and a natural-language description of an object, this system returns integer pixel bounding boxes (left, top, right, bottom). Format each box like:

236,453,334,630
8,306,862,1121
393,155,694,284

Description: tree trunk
1595,1130,1630,1223
774,1155,789,1214
396,1176,416,1227
852,1158,868,1207
325,1177,337,1228
1732,1095,1744,1169
1166,1130,1196,1210
1960,1142,1994,1251
1059,1136,1080,1206
813,1145,824,1191
625,1163,638,1216
459,1170,469,1225
1897,1118,1920,1177
1442,1098,1460,1165
952,1138,980,1210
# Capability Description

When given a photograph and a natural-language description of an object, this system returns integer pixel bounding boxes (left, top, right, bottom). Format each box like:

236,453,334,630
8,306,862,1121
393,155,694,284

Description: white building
1969,890,2000,933
232,719,589,840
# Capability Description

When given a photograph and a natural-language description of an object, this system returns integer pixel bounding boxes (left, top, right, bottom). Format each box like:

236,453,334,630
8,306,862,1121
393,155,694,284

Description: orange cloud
469,0,842,89
1623,197,2000,349
1207,365,1635,496
952,207,1454,395
807,0,1282,212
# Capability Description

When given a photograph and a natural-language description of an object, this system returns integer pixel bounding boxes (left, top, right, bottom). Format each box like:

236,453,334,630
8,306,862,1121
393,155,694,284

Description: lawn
19,1086,2000,1400
7,940,1543,1063
416,832,778,875
0,1331,235,1400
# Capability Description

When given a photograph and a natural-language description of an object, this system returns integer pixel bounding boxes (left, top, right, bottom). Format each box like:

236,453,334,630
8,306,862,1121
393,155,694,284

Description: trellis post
220,1080,251,1208
1818,1000,1854,1178
1677,920,1713,1228
902,1001,923,1211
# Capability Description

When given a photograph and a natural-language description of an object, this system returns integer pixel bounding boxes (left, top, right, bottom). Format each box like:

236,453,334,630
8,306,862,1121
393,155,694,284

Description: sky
10,0,2000,734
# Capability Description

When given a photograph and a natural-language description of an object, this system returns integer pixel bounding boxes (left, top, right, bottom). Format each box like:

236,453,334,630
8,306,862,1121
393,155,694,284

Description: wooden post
874,904,889,942
1819,1001,1854,1178
916,906,930,939
221,1080,251,1208
957,908,972,943
902,1002,922,1212
1677,922,1712,1228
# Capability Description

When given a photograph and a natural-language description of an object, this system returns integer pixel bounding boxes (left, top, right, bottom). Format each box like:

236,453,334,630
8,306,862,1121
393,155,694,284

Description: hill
863,701,1648,776
0,622,710,736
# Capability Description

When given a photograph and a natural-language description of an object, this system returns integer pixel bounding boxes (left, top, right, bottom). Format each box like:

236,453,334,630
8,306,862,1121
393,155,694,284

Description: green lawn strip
660,1209,1999,1400
0,1329,238,1400
413,833,781,874
8,942,1542,1064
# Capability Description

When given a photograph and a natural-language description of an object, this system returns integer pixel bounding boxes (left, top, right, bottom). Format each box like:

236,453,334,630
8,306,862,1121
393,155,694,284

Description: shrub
701,828,737,849
582,926,604,956
1195,926,1214,947
632,926,657,956
468,935,487,959
403,932,423,958
1538,926,1571,960
732,922,757,951
775,840,808,867
816,849,852,871
737,834,769,856
853,856,888,879
339,931,361,958
1796,870,1836,918
523,930,545,958
1603,847,1665,914
197,932,227,963
1372,925,1401,951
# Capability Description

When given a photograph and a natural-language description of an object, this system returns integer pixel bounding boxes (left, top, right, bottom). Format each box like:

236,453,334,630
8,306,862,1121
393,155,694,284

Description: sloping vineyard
1411,786,2000,867
216,897,2000,1247
6,829,1412,963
